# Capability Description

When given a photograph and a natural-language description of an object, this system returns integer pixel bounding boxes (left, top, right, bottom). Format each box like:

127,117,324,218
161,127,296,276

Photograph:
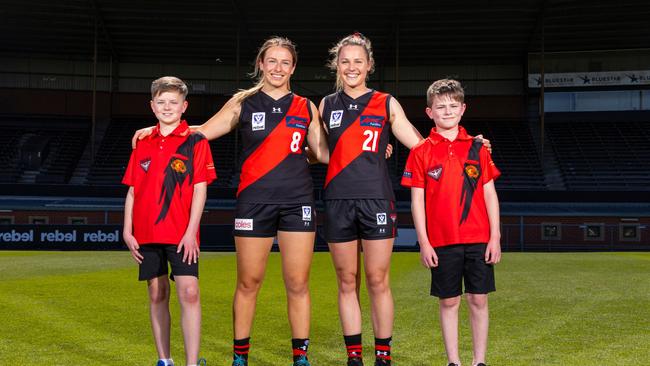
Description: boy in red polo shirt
122,76,216,366
401,79,501,366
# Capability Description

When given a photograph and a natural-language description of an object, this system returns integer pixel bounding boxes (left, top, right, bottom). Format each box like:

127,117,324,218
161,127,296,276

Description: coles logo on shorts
302,206,312,221
234,218,253,231
329,110,343,128
376,212,387,225
251,112,265,131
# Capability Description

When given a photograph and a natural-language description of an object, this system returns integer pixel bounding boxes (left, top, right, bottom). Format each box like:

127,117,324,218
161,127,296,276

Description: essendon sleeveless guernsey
237,92,313,203
322,90,394,200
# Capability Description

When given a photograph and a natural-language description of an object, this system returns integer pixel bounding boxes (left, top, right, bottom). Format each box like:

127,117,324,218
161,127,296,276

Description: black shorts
430,243,495,298
138,244,198,281
233,202,316,237
325,199,397,243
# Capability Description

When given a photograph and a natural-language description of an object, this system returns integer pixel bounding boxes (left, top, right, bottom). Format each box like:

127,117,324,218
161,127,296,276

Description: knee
178,284,200,305
284,275,309,298
149,283,170,305
466,294,488,310
365,270,389,294
336,271,359,294
439,296,461,310
236,275,264,296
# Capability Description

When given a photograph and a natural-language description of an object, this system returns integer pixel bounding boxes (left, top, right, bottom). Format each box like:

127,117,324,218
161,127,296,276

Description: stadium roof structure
2,0,649,65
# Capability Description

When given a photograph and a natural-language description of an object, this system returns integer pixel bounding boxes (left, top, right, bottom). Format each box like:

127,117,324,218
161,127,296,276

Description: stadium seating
546,120,650,190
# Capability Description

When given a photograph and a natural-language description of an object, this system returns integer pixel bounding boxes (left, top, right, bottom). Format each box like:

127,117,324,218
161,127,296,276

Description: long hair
327,32,375,91
233,37,298,103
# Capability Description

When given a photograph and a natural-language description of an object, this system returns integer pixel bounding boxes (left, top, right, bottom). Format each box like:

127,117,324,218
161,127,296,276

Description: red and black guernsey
237,92,313,203
322,90,394,200
122,121,216,246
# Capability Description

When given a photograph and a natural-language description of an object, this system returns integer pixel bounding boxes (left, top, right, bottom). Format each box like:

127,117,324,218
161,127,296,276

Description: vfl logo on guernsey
360,115,385,128
302,206,312,221
286,116,308,130
235,218,253,231
140,158,151,172
329,110,343,128
252,112,266,131
376,213,387,225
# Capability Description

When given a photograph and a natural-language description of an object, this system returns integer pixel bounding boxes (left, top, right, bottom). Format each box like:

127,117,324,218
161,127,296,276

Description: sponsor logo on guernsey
402,170,412,178
234,218,253,231
252,112,265,131
427,166,443,180
376,212,387,225
286,116,308,130
348,104,358,110
272,107,282,113
302,206,312,221
329,110,343,128
360,115,385,128
140,157,151,172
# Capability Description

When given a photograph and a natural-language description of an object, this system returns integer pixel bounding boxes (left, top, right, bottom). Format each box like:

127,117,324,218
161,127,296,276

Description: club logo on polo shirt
390,213,397,223
234,218,253,231
302,206,312,221
140,157,151,172
329,110,343,128
252,112,265,131
465,164,479,179
427,165,443,181
376,212,387,225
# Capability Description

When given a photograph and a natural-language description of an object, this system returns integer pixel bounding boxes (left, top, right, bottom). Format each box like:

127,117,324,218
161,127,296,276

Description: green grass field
1,251,649,365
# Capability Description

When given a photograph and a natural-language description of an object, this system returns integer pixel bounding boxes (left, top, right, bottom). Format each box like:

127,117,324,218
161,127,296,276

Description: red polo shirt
122,120,216,246
401,126,500,248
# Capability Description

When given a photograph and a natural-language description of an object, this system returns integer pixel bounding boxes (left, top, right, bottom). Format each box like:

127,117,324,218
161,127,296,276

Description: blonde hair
426,79,465,107
233,37,298,103
328,32,375,91
151,76,188,99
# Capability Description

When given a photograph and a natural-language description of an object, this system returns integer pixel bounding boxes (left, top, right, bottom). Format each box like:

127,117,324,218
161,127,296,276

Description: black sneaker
375,358,391,366
476,364,487,366
447,364,459,366
348,357,364,366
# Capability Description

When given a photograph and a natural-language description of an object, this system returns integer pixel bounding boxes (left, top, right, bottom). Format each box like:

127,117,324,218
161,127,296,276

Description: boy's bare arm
178,182,208,264
483,180,501,264
123,187,144,264
411,187,438,268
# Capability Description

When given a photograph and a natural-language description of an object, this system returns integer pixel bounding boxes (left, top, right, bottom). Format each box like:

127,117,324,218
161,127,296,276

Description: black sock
292,338,309,361
233,337,250,361
344,333,362,359
375,336,392,363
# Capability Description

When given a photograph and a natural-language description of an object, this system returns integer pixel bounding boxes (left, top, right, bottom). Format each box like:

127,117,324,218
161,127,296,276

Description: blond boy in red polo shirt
401,79,501,366
122,76,216,366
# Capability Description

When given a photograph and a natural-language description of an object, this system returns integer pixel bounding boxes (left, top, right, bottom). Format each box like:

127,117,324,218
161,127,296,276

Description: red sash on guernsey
324,92,389,188
237,96,310,196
